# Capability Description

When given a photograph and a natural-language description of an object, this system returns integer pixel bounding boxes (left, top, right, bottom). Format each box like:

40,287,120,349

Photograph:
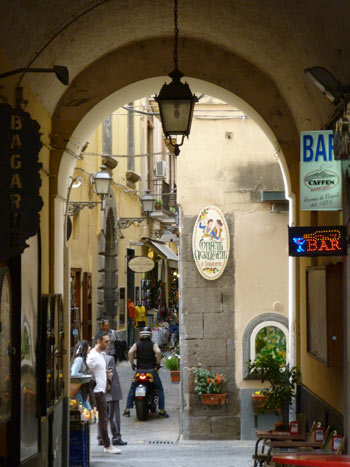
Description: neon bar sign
288,226,347,257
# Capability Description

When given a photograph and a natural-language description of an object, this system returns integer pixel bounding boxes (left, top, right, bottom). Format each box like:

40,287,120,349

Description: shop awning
149,240,178,268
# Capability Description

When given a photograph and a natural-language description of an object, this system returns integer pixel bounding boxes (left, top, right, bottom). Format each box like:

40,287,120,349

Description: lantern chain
173,0,179,70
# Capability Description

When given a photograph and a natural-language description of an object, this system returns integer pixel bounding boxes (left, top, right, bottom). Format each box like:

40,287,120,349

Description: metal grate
148,440,175,445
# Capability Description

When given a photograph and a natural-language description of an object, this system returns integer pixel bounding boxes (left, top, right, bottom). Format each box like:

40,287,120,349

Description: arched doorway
53,77,295,441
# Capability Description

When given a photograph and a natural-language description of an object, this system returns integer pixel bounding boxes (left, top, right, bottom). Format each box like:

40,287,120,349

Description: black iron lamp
305,66,350,105
0,65,69,85
141,189,156,213
118,190,156,229
92,165,112,196
155,0,198,156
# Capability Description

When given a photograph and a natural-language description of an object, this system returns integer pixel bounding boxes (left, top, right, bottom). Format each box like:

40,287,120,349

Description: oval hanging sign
192,206,230,280
128,256,155,273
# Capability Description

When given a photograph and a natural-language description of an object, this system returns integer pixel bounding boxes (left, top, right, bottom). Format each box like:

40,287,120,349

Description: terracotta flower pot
170,370,180,383
200,393,227,406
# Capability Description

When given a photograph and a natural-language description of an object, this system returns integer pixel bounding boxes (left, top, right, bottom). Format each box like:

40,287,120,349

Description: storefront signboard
128,256,155,273
192,206,230,280
288,225,347,257
300,130,342,211
0,102,43,260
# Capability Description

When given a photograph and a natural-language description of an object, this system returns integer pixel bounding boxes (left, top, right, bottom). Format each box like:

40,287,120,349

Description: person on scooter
123,327,169,418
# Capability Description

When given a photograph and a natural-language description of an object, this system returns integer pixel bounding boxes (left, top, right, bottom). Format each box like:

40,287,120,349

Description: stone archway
53,73,296,440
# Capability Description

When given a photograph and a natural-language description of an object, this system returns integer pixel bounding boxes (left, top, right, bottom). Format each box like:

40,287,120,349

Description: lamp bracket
68,201,101,216
118,217,146,229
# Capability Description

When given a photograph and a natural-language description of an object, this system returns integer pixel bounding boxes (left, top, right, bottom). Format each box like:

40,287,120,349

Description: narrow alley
89,361,255,466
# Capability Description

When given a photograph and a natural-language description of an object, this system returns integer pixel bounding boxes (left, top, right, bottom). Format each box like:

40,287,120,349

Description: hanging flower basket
251,393,270,414
200,393,227,406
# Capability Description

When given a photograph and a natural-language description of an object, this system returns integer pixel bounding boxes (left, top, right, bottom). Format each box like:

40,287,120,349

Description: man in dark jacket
98,353,127,446
123,327,169,418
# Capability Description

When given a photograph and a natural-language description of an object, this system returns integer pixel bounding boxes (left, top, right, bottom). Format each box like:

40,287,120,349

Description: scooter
133,369,159,421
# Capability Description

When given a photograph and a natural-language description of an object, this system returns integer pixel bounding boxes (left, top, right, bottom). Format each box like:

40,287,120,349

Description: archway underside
51,37,300,197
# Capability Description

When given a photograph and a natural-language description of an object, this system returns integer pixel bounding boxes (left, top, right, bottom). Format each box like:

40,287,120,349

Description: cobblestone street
89,360,255,466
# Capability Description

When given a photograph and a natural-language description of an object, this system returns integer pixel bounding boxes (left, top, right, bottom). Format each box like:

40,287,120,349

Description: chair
253,420,321,467
268,422,328,450
322,430,346,455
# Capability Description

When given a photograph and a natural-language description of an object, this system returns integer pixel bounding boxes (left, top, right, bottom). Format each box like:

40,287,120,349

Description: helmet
139,327,152,339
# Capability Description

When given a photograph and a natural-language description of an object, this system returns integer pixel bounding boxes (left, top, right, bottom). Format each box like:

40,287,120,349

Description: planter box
251,394,269,414
201,393,227,406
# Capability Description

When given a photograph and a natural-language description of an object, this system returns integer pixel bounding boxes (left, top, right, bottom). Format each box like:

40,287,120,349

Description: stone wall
180,214,240,440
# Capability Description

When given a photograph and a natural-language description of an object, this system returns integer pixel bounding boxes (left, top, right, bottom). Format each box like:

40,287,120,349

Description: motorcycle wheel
135,398,149,421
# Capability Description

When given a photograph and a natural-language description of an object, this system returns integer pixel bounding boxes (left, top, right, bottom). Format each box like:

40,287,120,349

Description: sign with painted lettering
0,103,43,260
128,256,155,273
288,226,347,257
192,206,230,280
300,130,342,211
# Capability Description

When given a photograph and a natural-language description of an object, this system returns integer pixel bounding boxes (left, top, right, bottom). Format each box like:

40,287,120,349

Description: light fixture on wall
304,66,350,105
67,165,112,216
0,65,69,85
155,0,198,156
118,189,156,229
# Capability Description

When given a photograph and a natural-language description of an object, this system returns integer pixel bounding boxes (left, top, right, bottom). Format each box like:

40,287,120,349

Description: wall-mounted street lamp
0,65,69,85
305,66,350,105
118,189,156,229
154,0,198,156
67,165,112,216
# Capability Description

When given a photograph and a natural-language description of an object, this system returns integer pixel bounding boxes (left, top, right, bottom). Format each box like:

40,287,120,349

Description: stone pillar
180,214,240,440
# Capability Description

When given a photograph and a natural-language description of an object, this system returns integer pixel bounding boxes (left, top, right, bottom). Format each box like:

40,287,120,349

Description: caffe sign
192,206,230,280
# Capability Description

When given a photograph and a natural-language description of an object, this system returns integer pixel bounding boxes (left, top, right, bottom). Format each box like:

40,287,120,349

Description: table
253,431,308,467
272,453,350,467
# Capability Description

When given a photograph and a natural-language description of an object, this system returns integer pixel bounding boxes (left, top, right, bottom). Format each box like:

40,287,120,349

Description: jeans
74,389,92,411
95,392,110,448
126,370,165,411
108,400,121,438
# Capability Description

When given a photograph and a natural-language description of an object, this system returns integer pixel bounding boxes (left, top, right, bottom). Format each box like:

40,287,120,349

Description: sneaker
123,409,130,417
104,446,121,454
112,437,128,446
97,439,103,446
159,410,169,418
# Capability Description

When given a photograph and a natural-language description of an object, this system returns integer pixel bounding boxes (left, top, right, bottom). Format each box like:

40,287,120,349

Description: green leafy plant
193,368,226,395
164,353,179,371
154,198,163,209
255,326,286,365
248,353,300,426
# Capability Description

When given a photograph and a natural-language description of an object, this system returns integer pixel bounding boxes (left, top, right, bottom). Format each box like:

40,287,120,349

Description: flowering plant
193,368,226,395
164,353,180,371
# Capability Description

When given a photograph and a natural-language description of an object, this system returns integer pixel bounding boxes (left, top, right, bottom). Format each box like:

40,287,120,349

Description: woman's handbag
69,382,82,398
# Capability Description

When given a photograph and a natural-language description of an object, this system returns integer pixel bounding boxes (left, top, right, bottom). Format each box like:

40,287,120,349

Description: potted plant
154,198,163,210
164,353,180,383
248,354,300,430
193,368,227,406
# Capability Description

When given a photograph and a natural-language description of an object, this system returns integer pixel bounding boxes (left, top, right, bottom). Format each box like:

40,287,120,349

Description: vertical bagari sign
192,206,230,280
0,103,43,260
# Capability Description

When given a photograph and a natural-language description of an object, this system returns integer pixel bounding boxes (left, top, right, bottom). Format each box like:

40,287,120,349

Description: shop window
243,313,288,379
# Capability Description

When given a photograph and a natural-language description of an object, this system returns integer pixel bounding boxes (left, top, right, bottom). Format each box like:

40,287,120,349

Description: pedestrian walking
87,331,121,455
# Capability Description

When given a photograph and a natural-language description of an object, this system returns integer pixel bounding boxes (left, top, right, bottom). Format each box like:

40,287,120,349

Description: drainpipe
288,191,297,421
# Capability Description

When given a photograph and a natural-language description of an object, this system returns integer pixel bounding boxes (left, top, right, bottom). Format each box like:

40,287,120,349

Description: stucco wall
178,98,288,439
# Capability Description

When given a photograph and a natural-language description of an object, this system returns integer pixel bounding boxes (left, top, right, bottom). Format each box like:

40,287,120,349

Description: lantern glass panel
159,99,193,135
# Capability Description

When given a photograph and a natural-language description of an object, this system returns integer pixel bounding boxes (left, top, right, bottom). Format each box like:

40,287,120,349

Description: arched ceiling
1,1,348,113
0,0,349,168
